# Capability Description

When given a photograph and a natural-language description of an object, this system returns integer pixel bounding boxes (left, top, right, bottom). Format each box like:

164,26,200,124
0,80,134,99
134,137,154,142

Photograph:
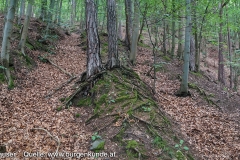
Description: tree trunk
106,0,119,69
189,35,195,71
130,0,140,65
193,0,199,72
178,0,191,96
86,0,102,78
171,0,175,57
162,19,167,55
39,0,47,21
1,0,17,87
18,0,24,24
177,12,183,59
218,2,226,85
124,0,132,50
71,0,76,27
46,0,55,34
226,6,233,89
19,0,33,56
138,3,147,42
58,0,63,24
117,2,122,40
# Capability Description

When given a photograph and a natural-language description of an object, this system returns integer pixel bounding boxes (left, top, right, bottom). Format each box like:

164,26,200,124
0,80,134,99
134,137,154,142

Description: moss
77,97,91,107
24,54,33,66
75,113,81,118
26,42,34,50
163,55,171,62
0,73,5,83
138,42,150,48
126,140,139,149
190,71,203,77
56,106,63,111
188,83,197,89
97,94,108,106
8,77,14,89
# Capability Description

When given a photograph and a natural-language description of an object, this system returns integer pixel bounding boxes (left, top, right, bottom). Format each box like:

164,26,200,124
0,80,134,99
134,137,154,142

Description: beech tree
0,0,17,87
86,0,102,78
19,0,33,56
129,0,140,65
177,0,191,96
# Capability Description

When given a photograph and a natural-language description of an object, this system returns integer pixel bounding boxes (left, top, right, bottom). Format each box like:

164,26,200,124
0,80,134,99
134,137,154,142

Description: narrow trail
0,33,93,159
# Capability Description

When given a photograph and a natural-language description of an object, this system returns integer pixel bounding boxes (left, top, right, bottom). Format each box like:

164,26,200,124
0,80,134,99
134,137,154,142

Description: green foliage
0,73,5,83
163,55,171,62
190,71,202,77
153,136,167,149
75,113,80,118
77,97,91,107
175,139,189,151
91,132,102,141
8,77,14,90
56,106,62,111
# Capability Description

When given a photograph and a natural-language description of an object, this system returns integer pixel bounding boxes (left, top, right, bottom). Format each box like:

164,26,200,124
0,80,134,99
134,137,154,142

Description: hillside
0,14,240,160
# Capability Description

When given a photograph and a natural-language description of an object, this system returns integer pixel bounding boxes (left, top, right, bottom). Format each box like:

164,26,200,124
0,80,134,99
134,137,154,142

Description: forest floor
0,16,240,160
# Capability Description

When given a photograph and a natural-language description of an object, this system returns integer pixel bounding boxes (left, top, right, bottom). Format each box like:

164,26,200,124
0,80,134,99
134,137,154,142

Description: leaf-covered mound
73,67,194,160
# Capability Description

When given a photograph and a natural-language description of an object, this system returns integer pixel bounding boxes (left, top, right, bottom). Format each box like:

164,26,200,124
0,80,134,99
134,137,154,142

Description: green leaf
180,140,184,145
183,146,189,151
175,144,179,148
0,66,6,70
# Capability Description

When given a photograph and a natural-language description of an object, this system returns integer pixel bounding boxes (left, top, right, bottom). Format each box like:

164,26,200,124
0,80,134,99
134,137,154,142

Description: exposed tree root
45,76,76,98
47,59,73,77
189,83,221,109
38,56,73,77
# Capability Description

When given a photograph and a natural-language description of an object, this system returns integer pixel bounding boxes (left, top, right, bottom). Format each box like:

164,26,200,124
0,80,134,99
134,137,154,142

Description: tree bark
218,2,227,84
18,0,24,24
130,0,140,65
106,0,120,69
124,0,132,50
171,0,176,57
39,0,47,21
177,12,183,59
1,0,17,86
86,0,102,78
189,35,195,71
19,0,33,56
178,0,191,96
117,2,122,40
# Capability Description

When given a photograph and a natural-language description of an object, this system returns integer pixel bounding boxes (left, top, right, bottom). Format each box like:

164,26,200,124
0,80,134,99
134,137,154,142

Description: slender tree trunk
177,0,191,96
138,3,147,42
130,0,140,65
106,0,120,69
189,35,195,71
124,0,132,50
18,0,24,24
218,2,226,84
46,0,55,34
193,0,199,72
171,0,175,57
177,13,183,59
162,12,167,56
71,0,76,27
19,0,33,56
58,0,62,24
1,0,17,87
39,0,47,21
226,7,233,89
86,0,102,78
